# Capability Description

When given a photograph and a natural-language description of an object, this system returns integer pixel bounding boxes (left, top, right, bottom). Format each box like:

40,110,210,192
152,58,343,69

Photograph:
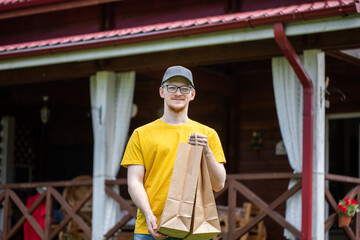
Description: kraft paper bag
158,142,203,238
185,152,221,240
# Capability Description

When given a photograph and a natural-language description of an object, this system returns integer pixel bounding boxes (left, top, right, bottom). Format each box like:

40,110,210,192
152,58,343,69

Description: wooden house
0,0,360,239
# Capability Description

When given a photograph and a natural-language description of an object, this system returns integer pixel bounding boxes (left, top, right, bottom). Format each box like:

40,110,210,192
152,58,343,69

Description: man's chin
169,106,186,113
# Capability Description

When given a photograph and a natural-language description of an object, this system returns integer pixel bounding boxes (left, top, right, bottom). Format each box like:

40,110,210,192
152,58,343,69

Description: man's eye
168,86,177,91
181,87,189,91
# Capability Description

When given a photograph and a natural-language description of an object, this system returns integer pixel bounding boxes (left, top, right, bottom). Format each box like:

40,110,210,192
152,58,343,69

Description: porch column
0,116,15,229
273,49,325,240
90,71,135,239
90,71,115,240
304,49,325,240
0,116,15,184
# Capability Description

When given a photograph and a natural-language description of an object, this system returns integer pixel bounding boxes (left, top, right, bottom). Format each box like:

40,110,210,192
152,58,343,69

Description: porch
0,173,359,240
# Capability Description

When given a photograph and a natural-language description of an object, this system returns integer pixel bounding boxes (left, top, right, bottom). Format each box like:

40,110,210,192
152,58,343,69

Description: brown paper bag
185,152,221,240
158,142,203,238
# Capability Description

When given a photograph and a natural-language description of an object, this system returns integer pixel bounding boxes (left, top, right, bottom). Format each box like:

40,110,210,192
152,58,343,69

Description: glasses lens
167,85,178,93
180,86,191,94
164,85,192,94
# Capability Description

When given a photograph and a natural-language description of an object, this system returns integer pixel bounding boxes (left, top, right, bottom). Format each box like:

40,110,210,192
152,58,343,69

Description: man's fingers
188,139,207,144
153,231,167,239
147,217,159,236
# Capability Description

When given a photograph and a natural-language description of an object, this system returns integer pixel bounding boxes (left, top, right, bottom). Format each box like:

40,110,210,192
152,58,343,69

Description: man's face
159,77,195,113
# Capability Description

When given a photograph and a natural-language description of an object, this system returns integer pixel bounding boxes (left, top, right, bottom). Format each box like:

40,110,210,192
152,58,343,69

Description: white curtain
272,56,303,239
90,71,136,236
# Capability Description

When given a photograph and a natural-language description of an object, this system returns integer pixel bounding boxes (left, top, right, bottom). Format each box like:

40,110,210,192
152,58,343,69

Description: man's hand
187,133,226,192
128,165,168,238
145,213,167,239
188,133,211,153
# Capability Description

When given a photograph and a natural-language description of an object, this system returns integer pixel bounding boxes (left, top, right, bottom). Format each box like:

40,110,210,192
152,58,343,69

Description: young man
121,65,226,240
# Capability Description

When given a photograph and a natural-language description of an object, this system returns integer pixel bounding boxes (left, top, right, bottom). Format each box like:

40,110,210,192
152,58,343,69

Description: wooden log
324,213,336,233
0,179,93,189
325,174,360,185
324,186,338,212
357,191,360,240
227,180,236,240
104,214,133,238
226,173,300,181
3,190,10,239
45,189,53,239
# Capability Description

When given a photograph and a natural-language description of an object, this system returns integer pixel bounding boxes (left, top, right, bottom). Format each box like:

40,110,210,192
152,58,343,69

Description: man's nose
174,88,182,95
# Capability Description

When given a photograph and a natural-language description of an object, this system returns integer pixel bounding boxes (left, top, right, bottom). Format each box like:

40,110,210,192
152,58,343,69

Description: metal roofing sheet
0,0,31,4
0,0,39,7
0,0,357,57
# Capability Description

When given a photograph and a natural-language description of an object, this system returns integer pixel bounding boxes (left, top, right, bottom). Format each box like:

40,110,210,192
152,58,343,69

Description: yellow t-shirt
121,118,226,234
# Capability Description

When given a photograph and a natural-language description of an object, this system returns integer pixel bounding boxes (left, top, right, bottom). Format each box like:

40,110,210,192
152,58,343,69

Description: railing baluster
227,179,236,240
45,189,53,240
357,189,360,240
3,190,10,239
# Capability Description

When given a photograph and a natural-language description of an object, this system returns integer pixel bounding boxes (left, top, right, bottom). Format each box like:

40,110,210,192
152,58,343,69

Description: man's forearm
204,150,226,192
128,181,153,218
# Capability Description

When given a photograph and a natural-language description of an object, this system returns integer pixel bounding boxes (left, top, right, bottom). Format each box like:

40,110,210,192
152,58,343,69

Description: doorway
326,113,360,239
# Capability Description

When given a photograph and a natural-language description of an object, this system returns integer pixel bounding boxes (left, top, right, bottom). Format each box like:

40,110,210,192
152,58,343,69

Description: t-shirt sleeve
208,129,226,164
121,130,145,168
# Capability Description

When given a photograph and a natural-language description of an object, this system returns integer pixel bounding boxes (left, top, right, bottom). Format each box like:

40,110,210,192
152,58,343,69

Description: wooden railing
214,173,302,240
214,173,360,240
325,174,360,240
0,178,136,240
0,173,359,239
0,179,94,239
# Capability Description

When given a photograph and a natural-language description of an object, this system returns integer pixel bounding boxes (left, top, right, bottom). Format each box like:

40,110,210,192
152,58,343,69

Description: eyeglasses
162,84,193,94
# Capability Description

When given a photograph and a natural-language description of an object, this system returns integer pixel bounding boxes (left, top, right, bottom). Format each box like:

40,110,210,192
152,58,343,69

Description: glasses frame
162,84,193,95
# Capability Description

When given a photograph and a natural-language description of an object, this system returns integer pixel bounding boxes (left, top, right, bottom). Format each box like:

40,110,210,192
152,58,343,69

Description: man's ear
189,89,196,101
159,86,165,99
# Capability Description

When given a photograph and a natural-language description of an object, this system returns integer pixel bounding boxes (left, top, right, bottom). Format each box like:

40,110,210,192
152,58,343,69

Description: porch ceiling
0,0,359,72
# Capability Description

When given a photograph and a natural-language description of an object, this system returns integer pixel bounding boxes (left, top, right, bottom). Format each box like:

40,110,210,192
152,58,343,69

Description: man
121,65,226,240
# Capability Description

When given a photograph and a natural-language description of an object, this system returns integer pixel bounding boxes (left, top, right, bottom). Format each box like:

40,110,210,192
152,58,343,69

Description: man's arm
127,165,166,238
188,134,226,192
203,148,226,192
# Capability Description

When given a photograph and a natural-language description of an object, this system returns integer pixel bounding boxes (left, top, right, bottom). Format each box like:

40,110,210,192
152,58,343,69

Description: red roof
0,0,35,5
0,0,55,10
0,0,358,60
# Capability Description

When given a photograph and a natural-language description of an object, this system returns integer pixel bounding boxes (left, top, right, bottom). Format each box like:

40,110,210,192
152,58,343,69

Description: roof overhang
0,0,121,18
0,0,359,71
1,14,359,71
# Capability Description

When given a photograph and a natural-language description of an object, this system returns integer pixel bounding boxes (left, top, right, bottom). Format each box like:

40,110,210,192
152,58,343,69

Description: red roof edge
0,2,357,61
0,0,62,11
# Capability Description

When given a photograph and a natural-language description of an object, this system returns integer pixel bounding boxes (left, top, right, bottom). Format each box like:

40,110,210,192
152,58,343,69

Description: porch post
90,71,117,240
0,116,15,230
304,49,325,240
0,117,15,184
